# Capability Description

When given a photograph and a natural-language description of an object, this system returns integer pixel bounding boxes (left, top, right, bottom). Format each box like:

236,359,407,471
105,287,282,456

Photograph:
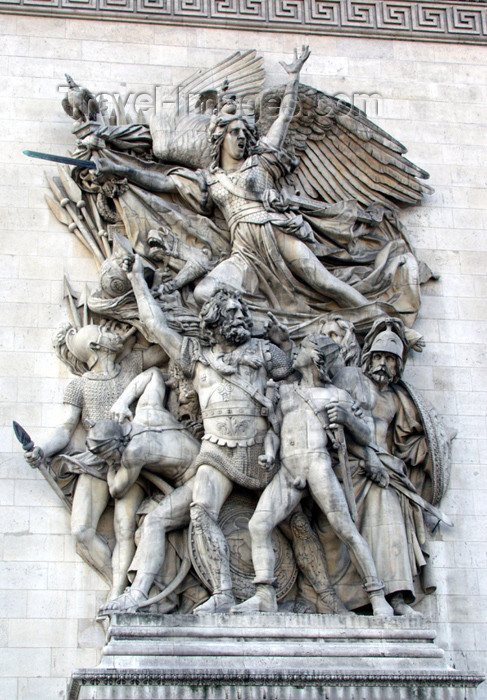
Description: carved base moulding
67,613,483,700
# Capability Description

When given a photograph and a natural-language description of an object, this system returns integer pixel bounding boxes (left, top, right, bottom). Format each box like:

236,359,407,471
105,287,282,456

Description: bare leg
71,474,111,584
99,479,194,614
232,469,301,613
111,482,145,599
306,458,393,616
275,231,368,308
190,465,234,613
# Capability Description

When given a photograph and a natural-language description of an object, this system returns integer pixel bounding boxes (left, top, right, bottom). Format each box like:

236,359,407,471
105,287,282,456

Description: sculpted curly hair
199,286,252,344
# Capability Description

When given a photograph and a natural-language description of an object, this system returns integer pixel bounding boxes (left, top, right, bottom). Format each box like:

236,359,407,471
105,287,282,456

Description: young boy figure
233,335,393,616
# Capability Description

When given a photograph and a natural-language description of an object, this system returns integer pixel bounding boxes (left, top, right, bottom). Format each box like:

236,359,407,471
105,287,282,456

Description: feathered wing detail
150,50,264,169
256,84,433,210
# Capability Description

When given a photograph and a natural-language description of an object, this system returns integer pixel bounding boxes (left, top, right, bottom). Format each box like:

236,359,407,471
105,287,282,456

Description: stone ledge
0,1,487,45
68,670,484,700
67,613,485,699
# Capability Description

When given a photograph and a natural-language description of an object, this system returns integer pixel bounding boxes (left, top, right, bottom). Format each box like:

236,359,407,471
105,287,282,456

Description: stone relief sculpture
232,333,393,616
22,323,165,600
18,47,454,621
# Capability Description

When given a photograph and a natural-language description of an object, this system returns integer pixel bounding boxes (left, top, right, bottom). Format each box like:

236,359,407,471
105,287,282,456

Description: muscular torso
193,358,269,445
123,424,199,484
279,383,342,457
181,336,291,446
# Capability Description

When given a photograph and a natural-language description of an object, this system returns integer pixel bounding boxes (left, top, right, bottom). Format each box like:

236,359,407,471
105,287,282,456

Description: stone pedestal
67,613,483,699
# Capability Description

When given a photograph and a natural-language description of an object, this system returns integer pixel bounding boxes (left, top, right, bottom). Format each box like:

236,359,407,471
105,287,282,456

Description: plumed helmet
369,329,404,360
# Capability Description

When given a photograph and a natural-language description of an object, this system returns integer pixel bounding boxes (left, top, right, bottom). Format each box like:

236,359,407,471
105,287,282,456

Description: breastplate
208,161,274,224
201,401,267,446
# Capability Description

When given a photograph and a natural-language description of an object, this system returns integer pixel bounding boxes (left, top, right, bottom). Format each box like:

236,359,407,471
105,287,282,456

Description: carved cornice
1,1,486,45
67,668,485,700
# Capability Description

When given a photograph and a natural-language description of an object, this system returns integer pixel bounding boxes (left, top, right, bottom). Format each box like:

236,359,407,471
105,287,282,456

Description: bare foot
231,584,277,614
369,592,394,617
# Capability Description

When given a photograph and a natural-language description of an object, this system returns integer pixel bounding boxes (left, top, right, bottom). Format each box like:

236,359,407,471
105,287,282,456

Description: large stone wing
150,50,264,170
256,83,433,209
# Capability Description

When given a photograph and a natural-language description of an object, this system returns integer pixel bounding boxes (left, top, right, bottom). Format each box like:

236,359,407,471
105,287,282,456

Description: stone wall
0,14,485,699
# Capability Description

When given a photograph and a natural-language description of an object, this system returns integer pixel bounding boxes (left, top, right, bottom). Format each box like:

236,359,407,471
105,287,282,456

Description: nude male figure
86,366,201,614
234,335,393,616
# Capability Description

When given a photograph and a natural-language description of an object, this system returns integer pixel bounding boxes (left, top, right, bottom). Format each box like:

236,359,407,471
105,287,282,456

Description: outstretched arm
265,46,310,150
24,404,81,467
93,157,177,194
124,256,183,363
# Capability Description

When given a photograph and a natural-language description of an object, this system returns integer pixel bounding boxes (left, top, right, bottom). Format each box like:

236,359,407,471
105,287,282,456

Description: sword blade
23,150,96,169
12,421,34,452
390,478,453,527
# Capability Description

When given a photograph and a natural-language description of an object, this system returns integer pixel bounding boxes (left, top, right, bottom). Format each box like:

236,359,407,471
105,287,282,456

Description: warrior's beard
368,365,394,385
221,320,252,345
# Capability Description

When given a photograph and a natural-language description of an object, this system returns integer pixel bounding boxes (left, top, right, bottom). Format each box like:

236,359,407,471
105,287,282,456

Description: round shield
189,490,297,601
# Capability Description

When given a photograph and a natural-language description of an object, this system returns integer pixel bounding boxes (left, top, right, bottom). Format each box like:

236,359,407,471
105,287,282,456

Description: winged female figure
72,48,433,331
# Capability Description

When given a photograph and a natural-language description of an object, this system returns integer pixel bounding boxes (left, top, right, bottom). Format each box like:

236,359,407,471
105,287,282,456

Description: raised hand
263,312,291,349
279,45,311,76
121,253,143,277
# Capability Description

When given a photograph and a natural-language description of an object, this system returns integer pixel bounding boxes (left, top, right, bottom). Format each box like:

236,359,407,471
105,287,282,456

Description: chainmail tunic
63,351,144,430
192,437,277,491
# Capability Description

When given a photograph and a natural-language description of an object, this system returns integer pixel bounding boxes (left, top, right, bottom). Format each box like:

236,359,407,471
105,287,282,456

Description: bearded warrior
326,324,447,614
120,255,293,612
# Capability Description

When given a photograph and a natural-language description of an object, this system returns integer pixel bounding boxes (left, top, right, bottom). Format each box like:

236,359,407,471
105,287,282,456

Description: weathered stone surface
0,14,486,700
68,613,482,700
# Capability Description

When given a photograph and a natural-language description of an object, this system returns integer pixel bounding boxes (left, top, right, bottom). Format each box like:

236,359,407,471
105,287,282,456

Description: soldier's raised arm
123,255,183,362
